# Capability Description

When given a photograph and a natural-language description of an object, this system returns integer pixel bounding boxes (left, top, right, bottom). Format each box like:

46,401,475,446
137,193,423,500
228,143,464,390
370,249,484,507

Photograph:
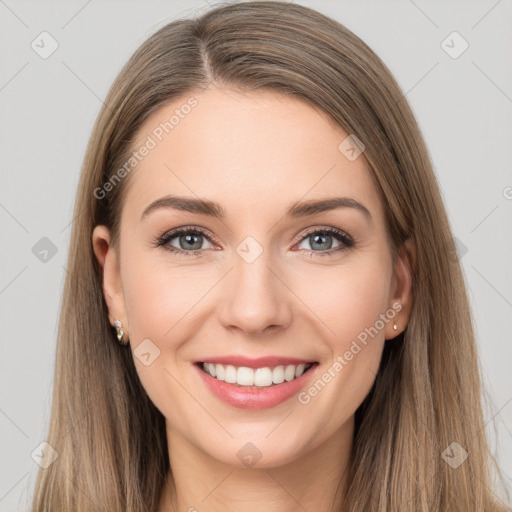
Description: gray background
1,0,511,510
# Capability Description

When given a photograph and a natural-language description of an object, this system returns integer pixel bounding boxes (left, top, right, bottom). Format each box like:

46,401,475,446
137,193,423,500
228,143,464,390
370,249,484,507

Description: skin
92,87,413,512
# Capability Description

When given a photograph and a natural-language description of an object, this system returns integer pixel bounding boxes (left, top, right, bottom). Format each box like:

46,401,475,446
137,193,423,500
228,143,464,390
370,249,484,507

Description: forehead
122,87,383,222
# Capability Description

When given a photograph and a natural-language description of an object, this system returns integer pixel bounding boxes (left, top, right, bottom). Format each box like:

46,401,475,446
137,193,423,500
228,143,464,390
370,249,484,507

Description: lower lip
195,363,318,410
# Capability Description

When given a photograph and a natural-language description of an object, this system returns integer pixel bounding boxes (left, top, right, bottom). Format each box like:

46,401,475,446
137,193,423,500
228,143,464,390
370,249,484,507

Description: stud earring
393,323,398,331
113,320,128,345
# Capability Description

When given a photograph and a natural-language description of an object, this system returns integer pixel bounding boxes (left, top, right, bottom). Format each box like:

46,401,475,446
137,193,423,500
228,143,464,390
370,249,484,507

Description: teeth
224,365,237,383
284,364,296,381
237,367,254,386
207,363,216,377
201,362,312,387
215,364,225,381
295,364,306,378
254,367,273,387
272,365,285,384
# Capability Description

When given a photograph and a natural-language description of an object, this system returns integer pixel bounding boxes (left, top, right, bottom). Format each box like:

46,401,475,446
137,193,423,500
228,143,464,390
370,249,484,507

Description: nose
218,246,292,337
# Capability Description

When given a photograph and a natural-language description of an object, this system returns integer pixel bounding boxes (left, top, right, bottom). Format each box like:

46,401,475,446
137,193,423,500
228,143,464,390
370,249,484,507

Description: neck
158,418,354,512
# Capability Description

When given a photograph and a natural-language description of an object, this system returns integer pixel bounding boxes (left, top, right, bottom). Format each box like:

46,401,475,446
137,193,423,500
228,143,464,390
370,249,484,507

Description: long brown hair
32,1,509,510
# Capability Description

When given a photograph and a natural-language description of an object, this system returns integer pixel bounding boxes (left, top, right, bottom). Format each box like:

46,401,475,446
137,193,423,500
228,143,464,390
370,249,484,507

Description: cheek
332,262,392,380
291,257,391,410
339,267,391,341
121,250,212,343
290,256,392,346
119,253,210,430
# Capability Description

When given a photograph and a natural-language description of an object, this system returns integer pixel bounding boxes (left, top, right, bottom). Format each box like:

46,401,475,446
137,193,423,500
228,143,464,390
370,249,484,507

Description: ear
92,225,129,333
384,238,414,340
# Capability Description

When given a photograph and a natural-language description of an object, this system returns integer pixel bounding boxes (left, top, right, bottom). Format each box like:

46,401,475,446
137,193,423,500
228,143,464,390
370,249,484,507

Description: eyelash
152,225,355,259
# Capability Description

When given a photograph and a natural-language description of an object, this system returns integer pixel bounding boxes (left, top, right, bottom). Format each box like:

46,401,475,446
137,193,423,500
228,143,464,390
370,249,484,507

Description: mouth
194,359,319,410
196,361,317,387
193,354,319,410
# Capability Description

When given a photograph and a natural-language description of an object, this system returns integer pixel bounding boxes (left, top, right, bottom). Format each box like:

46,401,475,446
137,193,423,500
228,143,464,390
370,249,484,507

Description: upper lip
196,355,317,369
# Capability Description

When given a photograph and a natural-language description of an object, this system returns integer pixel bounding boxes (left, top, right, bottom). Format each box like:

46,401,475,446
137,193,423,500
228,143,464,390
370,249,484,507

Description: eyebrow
140,195,372,221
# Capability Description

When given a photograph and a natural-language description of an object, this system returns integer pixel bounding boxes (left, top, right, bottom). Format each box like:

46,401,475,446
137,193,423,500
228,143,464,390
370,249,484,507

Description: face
93,87,412,469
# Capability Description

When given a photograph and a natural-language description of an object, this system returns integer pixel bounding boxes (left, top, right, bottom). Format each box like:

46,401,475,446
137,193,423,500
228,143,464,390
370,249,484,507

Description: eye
153,226,216,257
294,227,354,258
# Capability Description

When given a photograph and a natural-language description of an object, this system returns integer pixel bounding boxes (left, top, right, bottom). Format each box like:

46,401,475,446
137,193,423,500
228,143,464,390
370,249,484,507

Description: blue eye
153,225,354,258
154,227,214,257
296,228,354,257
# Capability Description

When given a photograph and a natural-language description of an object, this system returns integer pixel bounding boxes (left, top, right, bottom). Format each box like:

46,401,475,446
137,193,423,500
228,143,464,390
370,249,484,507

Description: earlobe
91,225,128,330
385,238,415,340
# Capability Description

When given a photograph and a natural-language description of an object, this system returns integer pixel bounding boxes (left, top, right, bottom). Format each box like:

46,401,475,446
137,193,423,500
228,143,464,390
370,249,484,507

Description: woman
32,1,509,510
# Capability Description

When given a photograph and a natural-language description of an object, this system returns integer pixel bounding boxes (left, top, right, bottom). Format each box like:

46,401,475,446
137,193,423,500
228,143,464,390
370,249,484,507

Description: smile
200,362,314,387
194,358,319,410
